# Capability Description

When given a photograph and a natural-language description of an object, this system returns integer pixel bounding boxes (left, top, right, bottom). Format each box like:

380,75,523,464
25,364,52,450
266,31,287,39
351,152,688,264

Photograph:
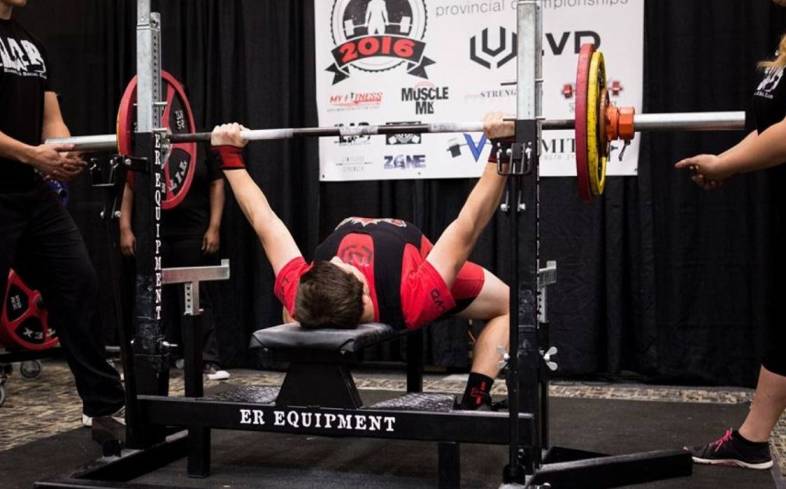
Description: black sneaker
453,392,492,411
686,429,773,470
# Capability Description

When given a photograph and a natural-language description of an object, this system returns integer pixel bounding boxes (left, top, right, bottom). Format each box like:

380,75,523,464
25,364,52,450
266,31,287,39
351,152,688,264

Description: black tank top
314,218,422,328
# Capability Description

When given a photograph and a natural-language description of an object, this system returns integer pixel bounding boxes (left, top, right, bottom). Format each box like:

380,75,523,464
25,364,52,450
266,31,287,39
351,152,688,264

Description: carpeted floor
0,360,784,489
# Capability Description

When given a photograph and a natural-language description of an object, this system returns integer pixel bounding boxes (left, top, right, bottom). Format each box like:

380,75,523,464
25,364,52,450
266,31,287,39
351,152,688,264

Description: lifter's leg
456,269,509,408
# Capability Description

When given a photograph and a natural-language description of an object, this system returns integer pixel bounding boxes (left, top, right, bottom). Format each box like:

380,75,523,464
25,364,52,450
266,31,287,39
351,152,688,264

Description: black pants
161,236,220,365
0,184,125,417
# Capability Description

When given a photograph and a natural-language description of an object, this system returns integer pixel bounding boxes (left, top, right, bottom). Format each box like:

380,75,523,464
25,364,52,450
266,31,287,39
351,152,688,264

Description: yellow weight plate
586,50,607,197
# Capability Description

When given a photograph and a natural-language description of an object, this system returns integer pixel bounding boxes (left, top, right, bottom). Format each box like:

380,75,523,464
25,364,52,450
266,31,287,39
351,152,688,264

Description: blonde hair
759,34,786,70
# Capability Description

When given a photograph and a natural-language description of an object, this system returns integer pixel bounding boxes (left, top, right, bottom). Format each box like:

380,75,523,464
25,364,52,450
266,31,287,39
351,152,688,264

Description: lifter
211,113,514,410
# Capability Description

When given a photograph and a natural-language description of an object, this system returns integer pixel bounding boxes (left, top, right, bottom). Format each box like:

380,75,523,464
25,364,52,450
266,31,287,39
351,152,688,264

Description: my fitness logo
327,0,434,84
328,91,384,111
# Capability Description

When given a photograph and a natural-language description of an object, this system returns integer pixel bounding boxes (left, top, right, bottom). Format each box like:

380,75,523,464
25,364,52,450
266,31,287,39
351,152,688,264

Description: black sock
732,430,769,447
459,372,494,409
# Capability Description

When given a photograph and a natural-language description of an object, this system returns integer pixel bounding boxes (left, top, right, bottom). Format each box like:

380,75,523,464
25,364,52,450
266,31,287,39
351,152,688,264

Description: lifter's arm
212,124,302,274
426,113,512,287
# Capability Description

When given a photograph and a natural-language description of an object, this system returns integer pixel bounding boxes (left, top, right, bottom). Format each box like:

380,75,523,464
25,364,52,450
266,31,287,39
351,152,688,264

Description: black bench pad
250,323,398,354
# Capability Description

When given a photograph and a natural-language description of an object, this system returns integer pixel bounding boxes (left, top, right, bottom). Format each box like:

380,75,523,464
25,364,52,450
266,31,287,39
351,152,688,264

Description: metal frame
37,2,692,489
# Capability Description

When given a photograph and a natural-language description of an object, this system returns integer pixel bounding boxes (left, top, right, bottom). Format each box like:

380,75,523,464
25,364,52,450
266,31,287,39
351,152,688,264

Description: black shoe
686,429,773,470
453,393,492,411
91,413,126,457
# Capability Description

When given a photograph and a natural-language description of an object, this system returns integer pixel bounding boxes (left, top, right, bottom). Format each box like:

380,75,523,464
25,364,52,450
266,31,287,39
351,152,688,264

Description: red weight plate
574,43,595,203
116,71,198,210
0,271,57,352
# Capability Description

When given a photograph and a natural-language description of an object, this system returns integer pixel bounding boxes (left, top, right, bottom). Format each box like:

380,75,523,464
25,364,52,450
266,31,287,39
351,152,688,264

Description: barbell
47,44,746,204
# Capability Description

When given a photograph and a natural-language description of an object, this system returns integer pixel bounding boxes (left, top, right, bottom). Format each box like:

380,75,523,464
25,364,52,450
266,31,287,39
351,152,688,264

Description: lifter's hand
674,154,732,191
210,123,248,148
24,143,86,181
483,112,514,140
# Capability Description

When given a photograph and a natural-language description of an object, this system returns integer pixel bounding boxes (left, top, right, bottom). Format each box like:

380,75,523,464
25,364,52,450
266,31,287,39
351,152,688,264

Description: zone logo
384,154,426,169
326,0,434,84
469,27,517,70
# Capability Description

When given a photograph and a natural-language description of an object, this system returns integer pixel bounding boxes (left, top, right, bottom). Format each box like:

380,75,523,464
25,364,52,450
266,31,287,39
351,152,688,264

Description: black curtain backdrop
13,0,786,386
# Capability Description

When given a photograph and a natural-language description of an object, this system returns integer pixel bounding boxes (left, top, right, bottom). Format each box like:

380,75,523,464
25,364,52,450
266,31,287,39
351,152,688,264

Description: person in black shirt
118,153,228,380
0,0,125,432
678,18,786,470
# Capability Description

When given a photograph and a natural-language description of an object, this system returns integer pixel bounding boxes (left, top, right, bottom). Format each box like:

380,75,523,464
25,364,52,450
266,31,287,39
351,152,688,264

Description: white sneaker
204,363,230,381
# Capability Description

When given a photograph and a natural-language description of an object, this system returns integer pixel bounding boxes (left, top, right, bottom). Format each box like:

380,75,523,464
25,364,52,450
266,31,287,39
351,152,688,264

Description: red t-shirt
274,233,482,329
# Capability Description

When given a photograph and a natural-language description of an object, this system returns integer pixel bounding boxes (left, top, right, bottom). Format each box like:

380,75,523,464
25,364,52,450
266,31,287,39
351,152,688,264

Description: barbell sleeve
46,112,747,152
631,111,745,132
47,134,118,152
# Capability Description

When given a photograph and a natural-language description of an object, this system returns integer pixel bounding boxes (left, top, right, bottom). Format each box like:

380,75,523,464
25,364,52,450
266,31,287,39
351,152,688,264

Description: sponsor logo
464,86,516,103
385,121,422,145
326,0,434,84
401,81,449,115
384,154,426,169
447,134,489,162
239,409,397,433
334,122,372,145
325,155,374,177
544,31,600,56
469,27,517,70
328,91,384,111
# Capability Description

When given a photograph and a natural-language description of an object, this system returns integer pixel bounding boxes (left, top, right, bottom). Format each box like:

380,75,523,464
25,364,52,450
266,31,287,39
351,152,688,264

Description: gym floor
0,360,784,489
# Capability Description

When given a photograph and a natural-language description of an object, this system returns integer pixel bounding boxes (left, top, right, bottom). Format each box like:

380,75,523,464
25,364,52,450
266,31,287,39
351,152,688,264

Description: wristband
212,145,245,170
487,138,513,163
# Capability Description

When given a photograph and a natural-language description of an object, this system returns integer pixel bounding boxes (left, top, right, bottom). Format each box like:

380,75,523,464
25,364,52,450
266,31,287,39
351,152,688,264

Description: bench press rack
35,1,693,488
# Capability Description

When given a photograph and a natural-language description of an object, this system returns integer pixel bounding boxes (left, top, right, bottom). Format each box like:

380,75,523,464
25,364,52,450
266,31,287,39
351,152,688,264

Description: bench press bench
250,322,426,409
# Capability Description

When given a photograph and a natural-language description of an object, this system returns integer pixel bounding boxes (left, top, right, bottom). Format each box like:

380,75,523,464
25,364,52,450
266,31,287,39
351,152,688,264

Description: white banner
315,0,643,182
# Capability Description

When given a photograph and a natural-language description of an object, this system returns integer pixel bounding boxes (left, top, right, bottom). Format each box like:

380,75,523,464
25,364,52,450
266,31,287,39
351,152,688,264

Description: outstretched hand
674,154,731,191
211,123,249,148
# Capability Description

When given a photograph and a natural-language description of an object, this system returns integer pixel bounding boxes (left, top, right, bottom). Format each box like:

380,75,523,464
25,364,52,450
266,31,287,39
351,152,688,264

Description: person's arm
40,91,84,180
41,92,71,140
202,178,225,254
675,119,786,182
425,113,511,287
119,182,136,256
212,124,302,274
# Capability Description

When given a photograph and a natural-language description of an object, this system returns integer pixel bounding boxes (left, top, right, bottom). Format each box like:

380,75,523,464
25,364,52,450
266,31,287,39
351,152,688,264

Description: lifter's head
295,258,370,329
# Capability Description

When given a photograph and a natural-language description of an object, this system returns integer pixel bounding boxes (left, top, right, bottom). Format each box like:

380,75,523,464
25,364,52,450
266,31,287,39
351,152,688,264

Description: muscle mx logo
469,27,516,70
